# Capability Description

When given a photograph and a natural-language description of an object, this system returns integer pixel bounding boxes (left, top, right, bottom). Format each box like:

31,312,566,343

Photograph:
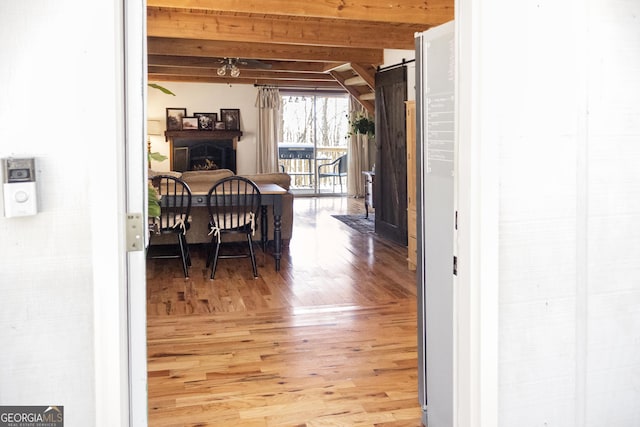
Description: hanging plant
347,113,375,138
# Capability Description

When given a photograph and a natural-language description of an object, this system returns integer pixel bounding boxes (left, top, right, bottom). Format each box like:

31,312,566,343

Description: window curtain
347,97,373,197
255,87,282,173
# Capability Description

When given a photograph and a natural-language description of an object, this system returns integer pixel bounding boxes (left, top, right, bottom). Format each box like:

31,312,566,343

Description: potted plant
148,151,167,218
347,113,375,138
147,82,174,218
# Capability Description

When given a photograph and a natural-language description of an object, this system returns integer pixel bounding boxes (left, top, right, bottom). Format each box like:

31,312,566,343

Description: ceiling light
216,59,242,78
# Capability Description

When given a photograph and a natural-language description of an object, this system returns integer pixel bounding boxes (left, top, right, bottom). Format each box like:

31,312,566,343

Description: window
279,93,349,194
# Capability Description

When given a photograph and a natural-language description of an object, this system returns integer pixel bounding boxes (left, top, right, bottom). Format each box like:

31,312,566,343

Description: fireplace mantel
164,130,243,171
164,130,243,142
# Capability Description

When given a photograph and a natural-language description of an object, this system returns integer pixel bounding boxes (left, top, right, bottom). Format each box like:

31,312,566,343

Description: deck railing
279,146,347,191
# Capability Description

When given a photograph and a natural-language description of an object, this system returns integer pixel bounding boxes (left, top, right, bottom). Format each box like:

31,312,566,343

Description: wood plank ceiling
147,0,454,113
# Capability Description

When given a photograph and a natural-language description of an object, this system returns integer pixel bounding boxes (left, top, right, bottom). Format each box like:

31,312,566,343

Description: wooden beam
146,0,454,26
148,66,335,81
349,63,376,90
148,55,334,73
329,70,374,114
149,74,344,89
344,76,366,86
147,7,423,50
148,37,384,65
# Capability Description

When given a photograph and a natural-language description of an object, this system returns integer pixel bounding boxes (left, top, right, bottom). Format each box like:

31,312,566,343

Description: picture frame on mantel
166,107,187,131
181,116,199,130
214,121,226,130
194,112,217,130
220,108,240,131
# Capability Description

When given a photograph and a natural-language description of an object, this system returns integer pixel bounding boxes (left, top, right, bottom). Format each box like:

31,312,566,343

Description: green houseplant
347,113,375,138
148,151,167,218
147,82,174,218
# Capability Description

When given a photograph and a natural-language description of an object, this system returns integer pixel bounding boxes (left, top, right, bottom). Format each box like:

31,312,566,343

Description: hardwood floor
146,197,422,426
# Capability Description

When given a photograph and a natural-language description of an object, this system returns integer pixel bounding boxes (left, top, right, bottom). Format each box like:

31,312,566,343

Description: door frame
92,0,147,425
454,0,500,425
113,1,503,425
123,0,149,425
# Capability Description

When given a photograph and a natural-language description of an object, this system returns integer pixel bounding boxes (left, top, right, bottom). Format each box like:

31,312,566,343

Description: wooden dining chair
205,176,262,280
147,175,192,278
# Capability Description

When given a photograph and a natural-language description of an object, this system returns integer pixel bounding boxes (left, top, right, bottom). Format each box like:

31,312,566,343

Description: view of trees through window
279,94,350,193
280,94,349,147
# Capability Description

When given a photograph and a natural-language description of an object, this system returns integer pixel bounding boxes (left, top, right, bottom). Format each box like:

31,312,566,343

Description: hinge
453,256,458,276
455,210,458,230
126,213,144,252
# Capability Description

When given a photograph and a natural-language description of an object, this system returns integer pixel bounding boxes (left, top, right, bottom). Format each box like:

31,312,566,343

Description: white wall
583,2,640,424
384,49,416,100
0,1,128,425
459,0,640,425
147,82,259,175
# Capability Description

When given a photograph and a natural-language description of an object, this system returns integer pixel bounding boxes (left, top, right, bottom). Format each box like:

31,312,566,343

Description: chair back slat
206,176,261,234
151,175,192,233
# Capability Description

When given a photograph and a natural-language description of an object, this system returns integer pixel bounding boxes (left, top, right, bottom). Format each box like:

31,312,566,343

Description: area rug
331,214,375,234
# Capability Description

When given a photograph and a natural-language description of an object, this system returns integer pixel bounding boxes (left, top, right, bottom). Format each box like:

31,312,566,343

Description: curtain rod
253,84,344,90
253,84,348,95
377,58,415,72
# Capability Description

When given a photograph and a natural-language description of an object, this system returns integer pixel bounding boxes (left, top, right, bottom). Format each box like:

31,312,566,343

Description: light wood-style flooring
146,197,422,426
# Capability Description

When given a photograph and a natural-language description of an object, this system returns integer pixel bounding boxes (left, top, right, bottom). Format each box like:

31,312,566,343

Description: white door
415,21,456,427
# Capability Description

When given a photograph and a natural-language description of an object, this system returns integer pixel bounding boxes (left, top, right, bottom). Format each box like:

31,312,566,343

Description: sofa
149,168,293,246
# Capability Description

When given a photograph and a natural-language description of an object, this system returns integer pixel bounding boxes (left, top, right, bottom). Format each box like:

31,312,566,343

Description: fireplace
165,130,243,173
173,140,236,172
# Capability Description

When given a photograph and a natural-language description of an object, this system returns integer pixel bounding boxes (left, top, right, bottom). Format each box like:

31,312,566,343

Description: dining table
186,182,288,272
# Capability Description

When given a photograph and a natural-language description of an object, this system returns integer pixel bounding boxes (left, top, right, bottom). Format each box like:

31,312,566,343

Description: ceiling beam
148,37,383,65
349,63,376,90
148,7,423,50
148,55,334,73
148,66,336,81
149,74,344,89
146,0,454,26
329,70,374,114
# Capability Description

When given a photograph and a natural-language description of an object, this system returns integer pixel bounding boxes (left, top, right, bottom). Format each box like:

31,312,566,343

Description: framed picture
194,112,217,130
220,108,240,131
214,121,226,130
181,116,199,130
166,107,187,131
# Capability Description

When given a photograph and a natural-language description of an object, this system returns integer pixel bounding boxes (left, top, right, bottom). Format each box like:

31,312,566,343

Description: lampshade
147,119,163,135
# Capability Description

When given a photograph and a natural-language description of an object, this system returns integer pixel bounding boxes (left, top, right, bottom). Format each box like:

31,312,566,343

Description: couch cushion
242,173,291,190
181,169,235,193
181,169,235,182
149,169,182,179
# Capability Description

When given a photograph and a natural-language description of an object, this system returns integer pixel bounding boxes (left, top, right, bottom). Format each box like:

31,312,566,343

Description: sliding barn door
374,66,408,245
